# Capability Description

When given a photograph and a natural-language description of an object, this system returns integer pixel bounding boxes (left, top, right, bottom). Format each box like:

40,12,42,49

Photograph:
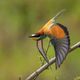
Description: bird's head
29,33,46,41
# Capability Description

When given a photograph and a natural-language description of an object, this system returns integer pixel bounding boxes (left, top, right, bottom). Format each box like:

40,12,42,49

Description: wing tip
55,51,68,69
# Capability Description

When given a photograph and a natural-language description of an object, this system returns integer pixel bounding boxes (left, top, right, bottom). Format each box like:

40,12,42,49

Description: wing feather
50,23,70,68
37,40,49,63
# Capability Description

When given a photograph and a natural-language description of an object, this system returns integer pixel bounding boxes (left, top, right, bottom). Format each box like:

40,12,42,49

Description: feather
50,23,70,68
37,40,49,63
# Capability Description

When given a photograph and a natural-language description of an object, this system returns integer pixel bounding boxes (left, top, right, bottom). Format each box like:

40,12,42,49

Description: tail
51,9,66,22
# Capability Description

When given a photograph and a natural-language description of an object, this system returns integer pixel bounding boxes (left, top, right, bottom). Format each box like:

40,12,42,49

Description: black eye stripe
35,34,40,37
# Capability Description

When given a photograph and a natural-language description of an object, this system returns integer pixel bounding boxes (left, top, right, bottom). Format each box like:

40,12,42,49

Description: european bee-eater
29,10,70,68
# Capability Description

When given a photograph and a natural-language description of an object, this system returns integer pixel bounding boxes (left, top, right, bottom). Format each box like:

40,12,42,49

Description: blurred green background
0,0,80,80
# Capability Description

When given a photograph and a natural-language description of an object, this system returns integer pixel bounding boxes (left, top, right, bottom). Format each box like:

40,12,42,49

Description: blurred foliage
0,0,80,80
74,76,80,80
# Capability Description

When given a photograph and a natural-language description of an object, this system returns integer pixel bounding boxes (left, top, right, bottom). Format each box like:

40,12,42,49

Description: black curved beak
29,34,36,38
29,34,40,40
29,33,40,37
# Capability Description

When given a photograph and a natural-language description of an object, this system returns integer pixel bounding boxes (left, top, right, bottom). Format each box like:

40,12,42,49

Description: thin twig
25,41,80,80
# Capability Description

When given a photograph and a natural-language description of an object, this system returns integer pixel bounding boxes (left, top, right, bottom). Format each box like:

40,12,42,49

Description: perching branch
25,41,80,80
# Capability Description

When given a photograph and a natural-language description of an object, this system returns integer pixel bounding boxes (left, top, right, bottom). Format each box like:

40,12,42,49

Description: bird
29,10,70,68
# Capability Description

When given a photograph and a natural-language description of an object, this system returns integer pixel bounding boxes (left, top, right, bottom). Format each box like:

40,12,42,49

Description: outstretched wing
37,40,49,63
50,23,70,68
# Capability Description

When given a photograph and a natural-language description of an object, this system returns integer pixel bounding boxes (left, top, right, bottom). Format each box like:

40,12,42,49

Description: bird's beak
29,34,39,41
29,36,37,40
